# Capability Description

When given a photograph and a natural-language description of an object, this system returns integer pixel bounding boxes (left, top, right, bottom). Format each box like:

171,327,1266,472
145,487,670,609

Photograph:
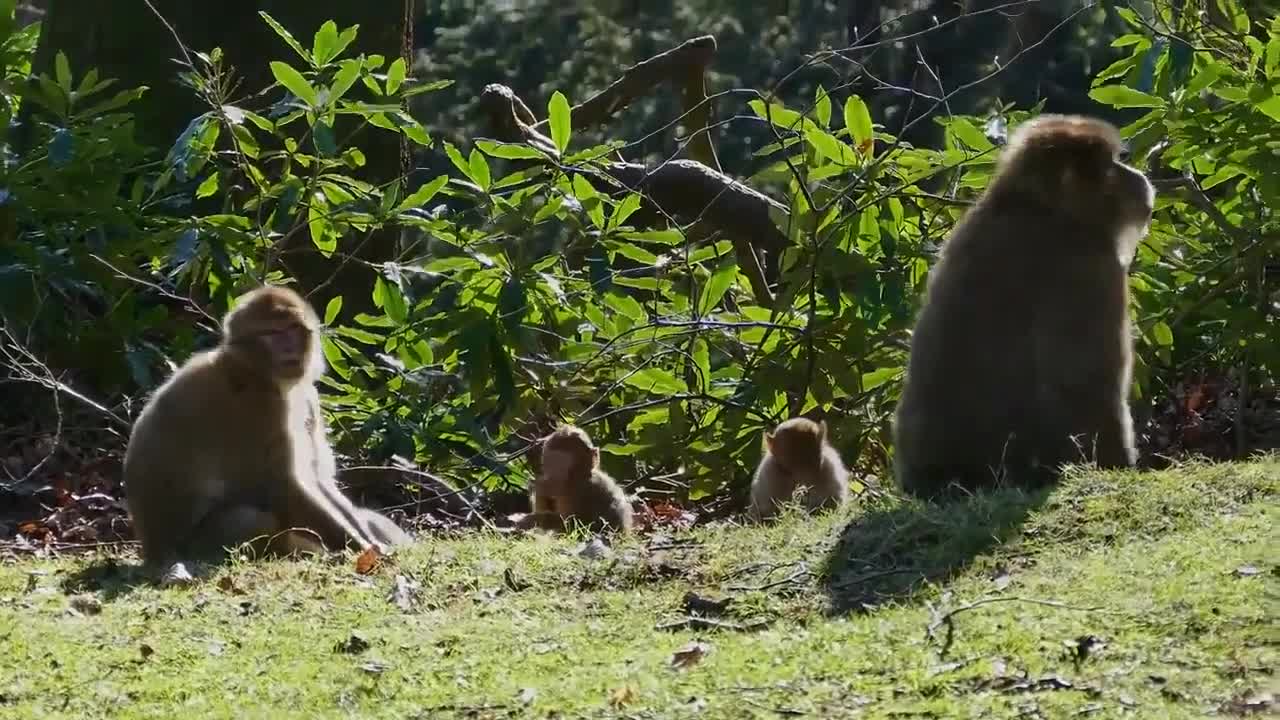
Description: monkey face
540,446,595,490
255,322,314,380
766,430,823,474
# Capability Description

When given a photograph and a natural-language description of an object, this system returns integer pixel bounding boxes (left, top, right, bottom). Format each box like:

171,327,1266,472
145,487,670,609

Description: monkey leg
1091,409,1138,470
186,504,285,560
802,482,846,513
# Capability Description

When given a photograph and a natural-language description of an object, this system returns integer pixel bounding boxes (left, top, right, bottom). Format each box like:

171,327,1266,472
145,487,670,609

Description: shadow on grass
821,486,1051,614
62,556,163,601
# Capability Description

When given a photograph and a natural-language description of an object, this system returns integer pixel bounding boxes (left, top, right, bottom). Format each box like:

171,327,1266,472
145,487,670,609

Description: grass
1,458,1276,719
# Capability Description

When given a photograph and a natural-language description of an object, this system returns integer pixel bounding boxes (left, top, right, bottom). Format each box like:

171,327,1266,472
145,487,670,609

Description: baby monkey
516,425,634,534
749,418,850,521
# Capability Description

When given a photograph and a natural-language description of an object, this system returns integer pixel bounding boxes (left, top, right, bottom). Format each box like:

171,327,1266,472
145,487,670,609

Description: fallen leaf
67,593,102,616
335,633,370,654
577,537,611,560
670,640,711,670
608,685,637,708
387,574,420,611
216,575,245,595
503,567,531,592
681,591,731,616
1233,565,1261,578
359,660,389,675
138,644,154,661
160,562,196,588
516,687,537,705
354,546,384,575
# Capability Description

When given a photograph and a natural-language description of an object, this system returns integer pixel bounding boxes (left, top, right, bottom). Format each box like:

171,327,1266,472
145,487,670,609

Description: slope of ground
1,459,1276,719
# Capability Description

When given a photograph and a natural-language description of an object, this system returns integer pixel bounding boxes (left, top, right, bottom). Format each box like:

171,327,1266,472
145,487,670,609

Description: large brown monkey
515,425,633,534
894,114,1155,499
123,286,410,568
748,418,849,521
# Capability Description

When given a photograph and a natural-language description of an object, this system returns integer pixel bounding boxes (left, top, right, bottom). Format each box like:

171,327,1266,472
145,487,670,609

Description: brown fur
123,286,410,568
893,114,1154,499
516,425,633,534
749,418,849,520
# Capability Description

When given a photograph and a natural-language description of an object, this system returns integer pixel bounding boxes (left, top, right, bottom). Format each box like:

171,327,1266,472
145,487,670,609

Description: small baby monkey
748,418,850,521
516,425,634,534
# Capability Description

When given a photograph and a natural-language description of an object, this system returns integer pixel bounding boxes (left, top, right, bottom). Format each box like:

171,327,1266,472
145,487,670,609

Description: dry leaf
608,685,637,708
67,593,102,616
670,640,711,669
160,561,196,588
354,546,384,575
388,574,420,611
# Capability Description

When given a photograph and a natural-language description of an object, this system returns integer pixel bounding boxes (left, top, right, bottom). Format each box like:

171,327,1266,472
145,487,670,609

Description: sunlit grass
1,457,1275,718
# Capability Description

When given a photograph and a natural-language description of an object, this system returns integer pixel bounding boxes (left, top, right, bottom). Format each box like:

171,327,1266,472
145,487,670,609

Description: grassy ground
1,459,1276,719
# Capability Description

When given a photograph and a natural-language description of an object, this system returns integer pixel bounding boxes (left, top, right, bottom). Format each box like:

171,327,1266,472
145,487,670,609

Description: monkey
748,417,850,521
123,285,410,569
893,114,1155,499
514,425,633,534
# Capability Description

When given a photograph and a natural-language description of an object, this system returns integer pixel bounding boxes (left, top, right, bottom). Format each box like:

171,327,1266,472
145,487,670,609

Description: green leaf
1088,85,1164,109
443,142,473,181
475,139,548,160
324,296,343,325
697,256,738,315
691,338,710,393
572,174,604,229
307,202,337,254
195,172,219,199
373,276,409,324
860,366,900,391
804,128,857,165
468,148,491,191
623,367,687,395
948,118,993,151
330,59,362,102
1152,321,1174,347
335,326,383,346
814,85,831,128
618,229,684,245
386,57,407,95
312,20,340,65
312,119,337,156
54,51,72,92
610,192,643,229
748,99,811,131
548,91,572,153
843,95,873,156
609,241,659,265
1255,95,1280,122
395,174,449,213
603,292,646,323
270,61,317,106
259,12,312,63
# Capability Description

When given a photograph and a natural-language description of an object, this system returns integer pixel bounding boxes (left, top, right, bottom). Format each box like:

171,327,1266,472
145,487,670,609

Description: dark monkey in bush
124,286,410,568
894,114,1155,498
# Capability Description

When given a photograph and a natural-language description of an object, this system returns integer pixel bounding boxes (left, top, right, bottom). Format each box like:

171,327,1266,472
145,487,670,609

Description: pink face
258,322,311,378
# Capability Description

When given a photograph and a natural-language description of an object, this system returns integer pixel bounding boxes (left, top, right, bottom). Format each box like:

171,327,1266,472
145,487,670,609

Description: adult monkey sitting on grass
893,114,1156,499
123,286,411,572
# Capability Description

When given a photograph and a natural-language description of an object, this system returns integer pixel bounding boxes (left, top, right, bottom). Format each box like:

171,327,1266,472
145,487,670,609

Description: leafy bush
2,2,1273,510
